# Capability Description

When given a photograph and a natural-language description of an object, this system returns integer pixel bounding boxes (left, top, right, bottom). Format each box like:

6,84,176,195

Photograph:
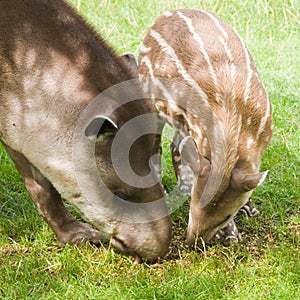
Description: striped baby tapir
138,9,273,246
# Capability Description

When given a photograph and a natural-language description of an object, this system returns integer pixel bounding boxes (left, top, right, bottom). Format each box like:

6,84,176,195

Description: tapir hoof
212,220,241,246
239,199,260,218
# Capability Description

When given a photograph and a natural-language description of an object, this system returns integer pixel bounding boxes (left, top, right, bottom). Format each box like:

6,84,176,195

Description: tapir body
0,0,171,261
139,9,272,246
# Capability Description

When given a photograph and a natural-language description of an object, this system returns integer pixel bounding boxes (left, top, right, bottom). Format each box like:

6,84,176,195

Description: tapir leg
3,143,105,245
151,118,165,180
171,132,194,194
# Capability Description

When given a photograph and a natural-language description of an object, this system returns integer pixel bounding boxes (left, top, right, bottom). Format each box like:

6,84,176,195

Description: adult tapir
0,0,171,262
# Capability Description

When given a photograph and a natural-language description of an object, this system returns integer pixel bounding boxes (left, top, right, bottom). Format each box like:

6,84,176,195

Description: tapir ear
85,116,118,142
230,169,269,192
121,53,138,76
121,52,138,66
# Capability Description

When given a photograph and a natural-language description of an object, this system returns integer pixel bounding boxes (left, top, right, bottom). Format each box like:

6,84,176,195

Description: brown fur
0,0,171,261
139,9,272,245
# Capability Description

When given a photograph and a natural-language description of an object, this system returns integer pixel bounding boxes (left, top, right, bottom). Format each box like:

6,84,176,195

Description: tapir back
139,9,272,245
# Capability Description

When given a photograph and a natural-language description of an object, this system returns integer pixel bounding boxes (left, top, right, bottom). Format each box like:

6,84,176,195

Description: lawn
0,0,299,299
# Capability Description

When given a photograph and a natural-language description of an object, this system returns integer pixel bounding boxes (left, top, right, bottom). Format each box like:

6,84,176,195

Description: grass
1,0,299,299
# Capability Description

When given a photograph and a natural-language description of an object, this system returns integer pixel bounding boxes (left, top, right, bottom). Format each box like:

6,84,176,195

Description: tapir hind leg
3,143,105,245
171,132,194,194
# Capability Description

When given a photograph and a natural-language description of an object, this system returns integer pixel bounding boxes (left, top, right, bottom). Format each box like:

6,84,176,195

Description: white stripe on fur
201,10,228,39
149,29,209,106
177,11,218,95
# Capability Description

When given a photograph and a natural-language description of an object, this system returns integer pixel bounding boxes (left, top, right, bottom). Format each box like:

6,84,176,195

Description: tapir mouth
110,237,142,263
110,236,128,253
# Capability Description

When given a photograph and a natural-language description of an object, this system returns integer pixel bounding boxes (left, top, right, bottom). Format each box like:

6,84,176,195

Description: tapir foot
212,220,241,246
57,221,107,245
239,199,260,218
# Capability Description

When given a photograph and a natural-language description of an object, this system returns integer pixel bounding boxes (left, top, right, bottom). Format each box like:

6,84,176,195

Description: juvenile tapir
0,0,171,261
138,9,272,246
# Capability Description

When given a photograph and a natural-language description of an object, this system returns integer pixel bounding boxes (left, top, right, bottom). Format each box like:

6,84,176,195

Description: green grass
1,0,299,299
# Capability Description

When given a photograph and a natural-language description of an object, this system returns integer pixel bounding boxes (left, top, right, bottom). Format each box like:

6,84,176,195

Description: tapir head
187,164,268,245
178,136,268,246
76,83,171,261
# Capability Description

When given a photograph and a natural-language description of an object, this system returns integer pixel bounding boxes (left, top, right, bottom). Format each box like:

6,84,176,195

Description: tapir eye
114,191,129,200
224,215,232,222
217,215,232,228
